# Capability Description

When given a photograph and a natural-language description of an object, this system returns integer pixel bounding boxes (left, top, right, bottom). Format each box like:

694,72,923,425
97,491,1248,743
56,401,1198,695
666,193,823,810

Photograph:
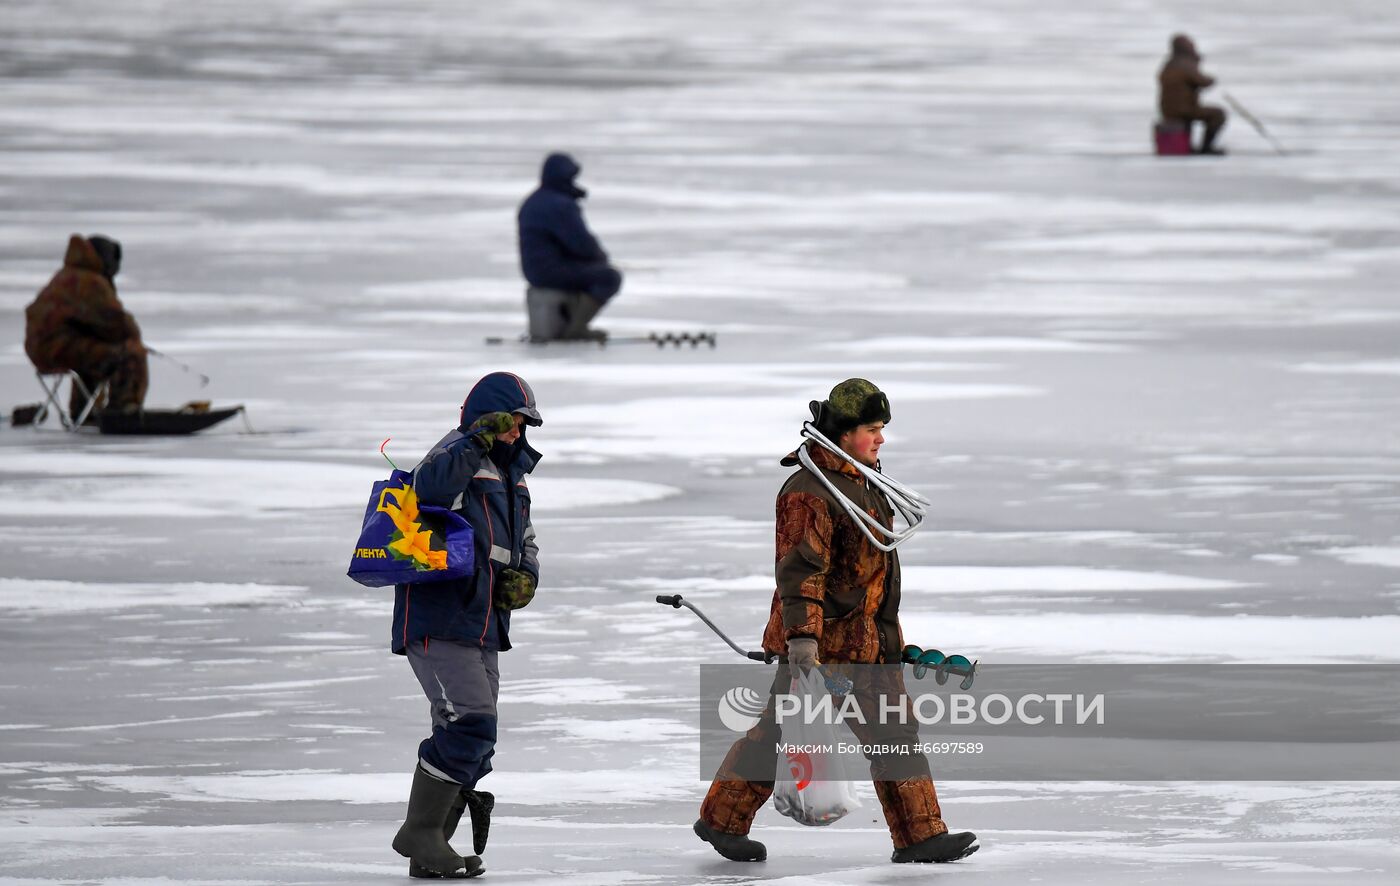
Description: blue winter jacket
391,374,541,655
517,153,610,289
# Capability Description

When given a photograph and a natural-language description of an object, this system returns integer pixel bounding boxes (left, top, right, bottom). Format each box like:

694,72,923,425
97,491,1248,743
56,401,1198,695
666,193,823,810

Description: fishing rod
1223,92,1288,155
146,346,210,387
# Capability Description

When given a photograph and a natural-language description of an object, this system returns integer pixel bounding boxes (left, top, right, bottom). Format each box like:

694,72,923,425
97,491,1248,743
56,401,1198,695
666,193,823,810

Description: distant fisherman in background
24,234,148,419
517,152,623,342
1158,34,1228,155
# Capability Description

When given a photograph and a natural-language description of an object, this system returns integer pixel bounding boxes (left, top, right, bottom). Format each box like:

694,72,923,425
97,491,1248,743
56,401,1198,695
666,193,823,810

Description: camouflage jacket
25,235,140,369
1158,53,1215,120
761,441,903,664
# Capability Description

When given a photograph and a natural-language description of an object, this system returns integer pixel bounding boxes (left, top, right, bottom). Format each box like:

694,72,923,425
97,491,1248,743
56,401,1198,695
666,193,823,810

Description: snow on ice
2,0,1400,883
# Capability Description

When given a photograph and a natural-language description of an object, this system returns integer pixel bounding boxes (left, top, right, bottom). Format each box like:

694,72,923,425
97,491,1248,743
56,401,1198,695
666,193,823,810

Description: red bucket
1154,122,1192,156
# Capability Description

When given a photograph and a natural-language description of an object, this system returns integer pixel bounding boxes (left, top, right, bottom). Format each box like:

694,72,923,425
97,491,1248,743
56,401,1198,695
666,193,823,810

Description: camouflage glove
496,568,536,611
787,637,819,672
468,411,516,449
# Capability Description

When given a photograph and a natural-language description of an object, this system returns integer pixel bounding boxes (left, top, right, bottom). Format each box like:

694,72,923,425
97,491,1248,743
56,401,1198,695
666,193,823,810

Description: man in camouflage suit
693,379,978,865
24,234,147,418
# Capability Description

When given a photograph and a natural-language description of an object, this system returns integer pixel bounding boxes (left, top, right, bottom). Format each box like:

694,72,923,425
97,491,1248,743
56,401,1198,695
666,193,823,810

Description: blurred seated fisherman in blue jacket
517,153,622,342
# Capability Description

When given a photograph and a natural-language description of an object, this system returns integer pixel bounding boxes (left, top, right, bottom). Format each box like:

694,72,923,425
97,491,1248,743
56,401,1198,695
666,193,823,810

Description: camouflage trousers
699,664,948,849
29,334,148,416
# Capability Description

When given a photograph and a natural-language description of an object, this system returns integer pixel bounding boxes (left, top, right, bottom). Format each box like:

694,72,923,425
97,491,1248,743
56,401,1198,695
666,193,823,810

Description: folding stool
34,371,109,431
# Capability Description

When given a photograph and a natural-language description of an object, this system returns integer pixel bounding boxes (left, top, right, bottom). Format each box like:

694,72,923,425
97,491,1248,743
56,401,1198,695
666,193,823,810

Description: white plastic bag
772,667,863,826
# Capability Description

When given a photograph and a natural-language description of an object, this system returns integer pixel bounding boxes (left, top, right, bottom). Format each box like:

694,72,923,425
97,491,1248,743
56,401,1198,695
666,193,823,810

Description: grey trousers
406,639,500,786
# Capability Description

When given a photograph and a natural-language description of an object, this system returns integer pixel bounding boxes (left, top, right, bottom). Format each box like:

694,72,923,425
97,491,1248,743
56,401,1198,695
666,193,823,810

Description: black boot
393,765,484,878
408,789,476,878
693,818,766,862
465,790,494,855
891,830,979,863
1196,118,1227,156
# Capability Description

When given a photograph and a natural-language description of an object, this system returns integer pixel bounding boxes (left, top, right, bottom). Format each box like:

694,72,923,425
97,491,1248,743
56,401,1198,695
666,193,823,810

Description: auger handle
656,593,774,663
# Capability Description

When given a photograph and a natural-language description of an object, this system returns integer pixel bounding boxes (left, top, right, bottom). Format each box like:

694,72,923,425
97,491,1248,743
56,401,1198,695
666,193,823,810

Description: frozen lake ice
2,1,1399,883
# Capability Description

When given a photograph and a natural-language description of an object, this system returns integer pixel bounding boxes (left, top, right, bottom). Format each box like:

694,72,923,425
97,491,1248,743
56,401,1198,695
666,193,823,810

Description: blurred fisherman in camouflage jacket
25,234,147,418
1159,34,1228,155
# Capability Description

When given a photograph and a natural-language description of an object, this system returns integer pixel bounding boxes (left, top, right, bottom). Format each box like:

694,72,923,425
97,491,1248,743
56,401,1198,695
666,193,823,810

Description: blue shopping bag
347,469,475,588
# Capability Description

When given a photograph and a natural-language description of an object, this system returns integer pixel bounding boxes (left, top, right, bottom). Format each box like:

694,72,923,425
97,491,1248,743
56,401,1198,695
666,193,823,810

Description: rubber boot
393,765,483,878
407,787,495,875
693,819,766,862
465,790,494,855
562,294,607,342
891,830,979,863
408,789,476,878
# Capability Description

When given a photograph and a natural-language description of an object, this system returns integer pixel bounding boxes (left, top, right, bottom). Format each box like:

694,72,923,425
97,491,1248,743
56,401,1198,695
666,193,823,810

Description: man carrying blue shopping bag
390,371,544,879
